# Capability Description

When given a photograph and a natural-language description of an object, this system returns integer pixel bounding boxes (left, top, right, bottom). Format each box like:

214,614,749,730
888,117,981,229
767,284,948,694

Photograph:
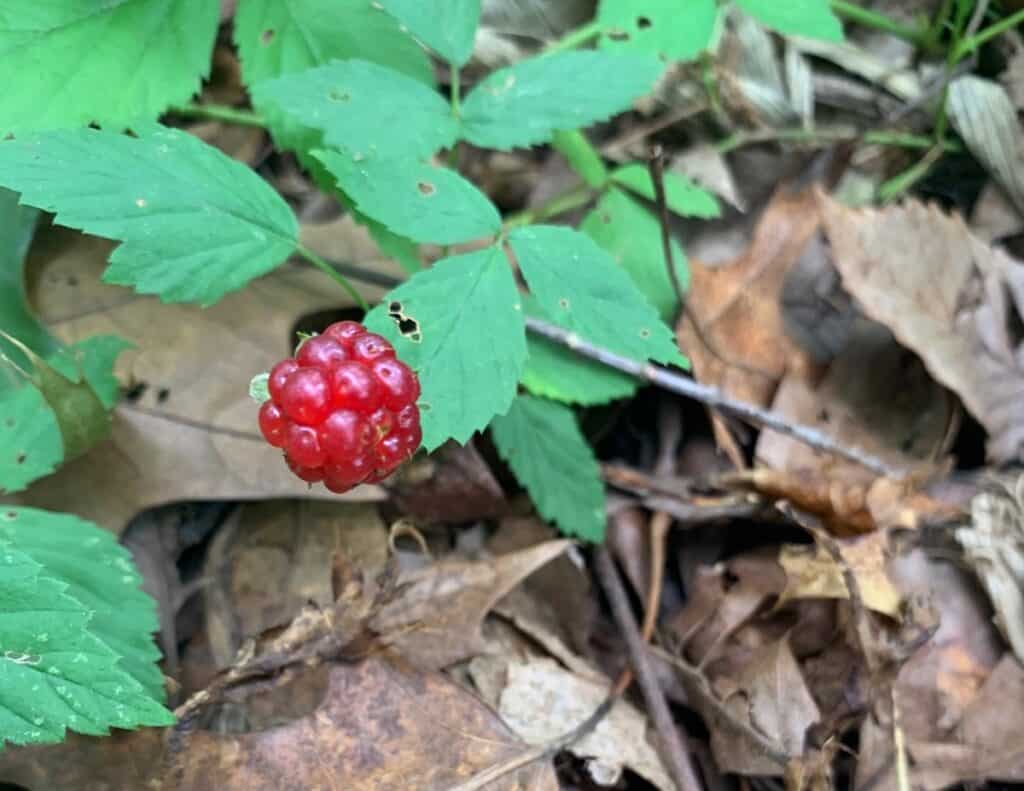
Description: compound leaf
598,0,718,61
316,150,500,244
0,125,298,305
252,60,457,160
0,386,62,495
460,51,663,149
734,0,843,41
509,224,684,365
491,395,605,540
377,0,482,66
364,246,526,449
0,0,218,134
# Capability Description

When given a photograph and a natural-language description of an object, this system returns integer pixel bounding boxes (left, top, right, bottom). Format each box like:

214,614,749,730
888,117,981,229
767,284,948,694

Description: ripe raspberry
257,321,422,493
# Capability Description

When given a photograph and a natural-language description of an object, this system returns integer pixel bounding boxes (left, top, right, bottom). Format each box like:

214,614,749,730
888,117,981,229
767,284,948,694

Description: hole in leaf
558,298,570,310
637,15,652,29
15,453,25,464
607,28,630,41
397,317,421,341
261,28,275,45
3,511,16,521
388,301,402,316
639,328,651,339
328,90,350,102
417,181,435,196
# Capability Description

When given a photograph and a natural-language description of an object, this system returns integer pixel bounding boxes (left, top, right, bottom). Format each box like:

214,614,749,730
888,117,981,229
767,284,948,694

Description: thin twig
648,146,686,320
525,315,901,478
595,546,703,791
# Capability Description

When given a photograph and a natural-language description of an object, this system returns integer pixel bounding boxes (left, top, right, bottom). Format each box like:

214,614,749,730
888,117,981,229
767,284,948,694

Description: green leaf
316,150,501,244
460,51,664,150
363,216,423,274
598,0,719,61
0,0,218,134
491,395,605,540
252,60,457,159
0,508,166,701
234,0,433,85
377,0,482,66
522,298,637,406
610,163,720,218
734,0,843,41
364,246,526,449
0,386,62,495
0,125,298,305
508,224,684,365
581,187,690,323
0,188,55,376
0,526,172,747
48,336,133,411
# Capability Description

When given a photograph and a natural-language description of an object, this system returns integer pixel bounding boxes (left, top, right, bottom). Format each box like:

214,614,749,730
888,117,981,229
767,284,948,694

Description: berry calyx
258,321,422,493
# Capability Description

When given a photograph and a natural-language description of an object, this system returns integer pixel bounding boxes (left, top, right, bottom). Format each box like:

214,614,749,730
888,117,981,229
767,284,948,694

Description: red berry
319,410,372,462
330,362,381,414
352,332,395,363
257,321,421,492
285,423,327,468
296,335,348,369
280,367,331,425
372,358,419,410
323,453,374,493
286,455,324,483
258,401,288,447
323,321,365,348
268,359,299,402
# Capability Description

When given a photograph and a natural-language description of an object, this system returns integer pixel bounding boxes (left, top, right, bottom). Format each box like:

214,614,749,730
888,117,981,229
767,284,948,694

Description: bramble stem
294,245,369,312
544,19,602,54
502,184,596,229
717,126,960,154
169,103,266,128
830,0,930,45
449,63,461,118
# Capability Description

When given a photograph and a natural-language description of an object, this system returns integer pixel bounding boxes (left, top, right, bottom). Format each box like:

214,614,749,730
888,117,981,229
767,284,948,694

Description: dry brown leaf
391,440,506,523
819,192,1024,463
371,540,571,669
777,532,901,617
711,637,821,775
8,219,401,531
163,656,558,791
494,657,673,790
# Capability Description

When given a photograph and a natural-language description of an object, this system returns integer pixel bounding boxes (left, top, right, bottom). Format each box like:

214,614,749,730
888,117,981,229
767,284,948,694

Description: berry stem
295,244,370,312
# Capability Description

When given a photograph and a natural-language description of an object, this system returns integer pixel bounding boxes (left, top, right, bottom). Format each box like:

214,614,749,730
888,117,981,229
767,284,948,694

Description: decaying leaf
711,637,821,775
492,657,673,790
371,540,571,669
819,192,1024,463
956,474,1024,664
778,532,902,617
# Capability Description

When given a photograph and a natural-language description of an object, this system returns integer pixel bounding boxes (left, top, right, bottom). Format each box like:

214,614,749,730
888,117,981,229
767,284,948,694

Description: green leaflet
316,150,501,245
252,60,457,160
610,163,720,218
0,512,173,748
364,246,526,450
508,225,684,366
734,0,844,41
0,125,298,305
491,395,606,540
597,0,719,61
0,386,62,495
377,0,482,66
460,51,664,150
234,0,433,85
581,186,691,324
0,0,218,134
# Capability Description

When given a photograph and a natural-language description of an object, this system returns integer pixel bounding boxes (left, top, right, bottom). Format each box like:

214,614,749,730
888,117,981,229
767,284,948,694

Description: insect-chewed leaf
252,60,457,160
734,0,843,40
0,0,218,134
364,245,526,450
0,386,62,495
597,0,718,61
0,125,298,305
316,150,501,244
377,0,482,66
491,395,606,540
460,51,664,150
508,224,684,366
234,0,433,85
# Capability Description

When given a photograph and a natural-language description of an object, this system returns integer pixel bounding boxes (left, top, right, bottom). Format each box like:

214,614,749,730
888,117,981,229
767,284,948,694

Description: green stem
716,126,960,154
449,63,461,118
953,7,1024,60
877,145,944,202
503,184,597,229
169,102,266,128
295,244,369,312
830,0,930,45
544,19,602,54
